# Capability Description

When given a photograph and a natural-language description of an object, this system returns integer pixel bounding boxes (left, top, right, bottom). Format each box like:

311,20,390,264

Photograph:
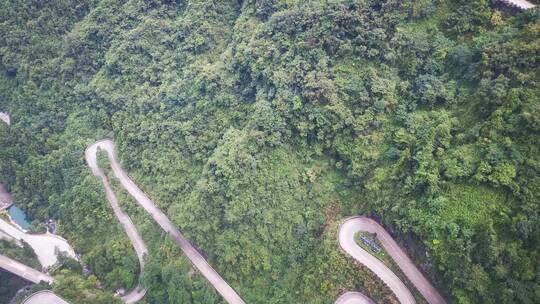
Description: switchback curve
85,143,148,303
86,139,245,304
337,216,446,304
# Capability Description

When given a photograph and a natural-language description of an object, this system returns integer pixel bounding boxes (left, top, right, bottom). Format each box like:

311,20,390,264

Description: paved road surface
86,139,245,304
0,218,77,268
86,144,148,303
338,217,446,304
22,290,69,304
0,254,52,284
335,292,376,304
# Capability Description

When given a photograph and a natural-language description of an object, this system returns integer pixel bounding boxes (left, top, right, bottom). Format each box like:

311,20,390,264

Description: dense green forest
0,0,538,303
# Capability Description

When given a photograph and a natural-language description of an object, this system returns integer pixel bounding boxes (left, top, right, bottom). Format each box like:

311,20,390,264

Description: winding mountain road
86,139,245,304
85,143,148,304
3,110,445,304
337,217,446,304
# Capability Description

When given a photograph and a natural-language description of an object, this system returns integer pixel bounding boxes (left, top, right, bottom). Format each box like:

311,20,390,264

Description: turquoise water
7,204,31,230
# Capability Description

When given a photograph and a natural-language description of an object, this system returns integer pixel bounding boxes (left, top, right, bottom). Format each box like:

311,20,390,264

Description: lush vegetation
0,1,538,303
0,238,40,268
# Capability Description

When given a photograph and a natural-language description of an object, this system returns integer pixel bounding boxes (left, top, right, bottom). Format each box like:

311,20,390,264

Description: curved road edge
85,144,148,304
22,290,69,304
335,292,375,304
338,216,446,304
86,139,245,304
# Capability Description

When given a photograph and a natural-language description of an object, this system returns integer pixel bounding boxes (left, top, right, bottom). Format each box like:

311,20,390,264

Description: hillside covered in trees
0,1,539,303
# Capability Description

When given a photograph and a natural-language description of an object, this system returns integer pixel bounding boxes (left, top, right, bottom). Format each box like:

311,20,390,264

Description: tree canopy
0,1,538,303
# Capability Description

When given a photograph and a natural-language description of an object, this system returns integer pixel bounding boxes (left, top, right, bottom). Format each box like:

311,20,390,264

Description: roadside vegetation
0,1,538,303
0,239,40,269
355,232,386,264
354,231,428,304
